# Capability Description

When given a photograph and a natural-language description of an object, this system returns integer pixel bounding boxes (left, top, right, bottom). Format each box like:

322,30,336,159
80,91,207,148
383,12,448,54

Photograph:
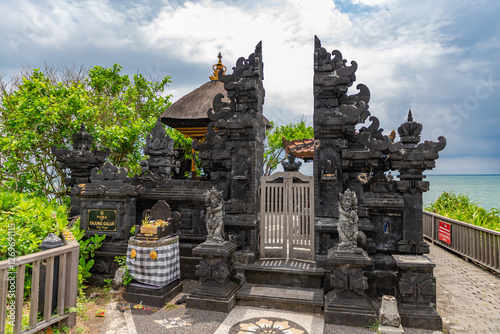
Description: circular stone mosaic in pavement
228,317,308,334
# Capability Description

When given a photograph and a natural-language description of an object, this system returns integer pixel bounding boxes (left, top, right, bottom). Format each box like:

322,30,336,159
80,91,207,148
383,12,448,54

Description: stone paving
428,243,500,334
108,243,500,334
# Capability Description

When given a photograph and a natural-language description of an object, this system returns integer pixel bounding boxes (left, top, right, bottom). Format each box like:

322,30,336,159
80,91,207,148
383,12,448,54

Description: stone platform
236,283,324,313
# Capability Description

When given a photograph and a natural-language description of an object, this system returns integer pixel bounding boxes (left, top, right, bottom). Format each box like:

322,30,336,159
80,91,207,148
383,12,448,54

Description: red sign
439,221,451,244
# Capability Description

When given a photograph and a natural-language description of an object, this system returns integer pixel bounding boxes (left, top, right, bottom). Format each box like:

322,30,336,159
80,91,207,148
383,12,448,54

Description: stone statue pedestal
392,255,442,330
186,241,239,313
324,248,377,326
123,235,182,307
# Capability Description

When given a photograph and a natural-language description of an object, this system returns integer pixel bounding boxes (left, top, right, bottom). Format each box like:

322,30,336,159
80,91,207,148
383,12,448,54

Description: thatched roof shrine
161,53,271,141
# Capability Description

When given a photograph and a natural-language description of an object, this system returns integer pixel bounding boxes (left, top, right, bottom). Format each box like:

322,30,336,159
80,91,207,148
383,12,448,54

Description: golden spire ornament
209,52,227,81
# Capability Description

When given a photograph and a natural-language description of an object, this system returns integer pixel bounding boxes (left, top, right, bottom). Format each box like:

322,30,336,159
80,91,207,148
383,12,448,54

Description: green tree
0,64,179,201
263,120,314,175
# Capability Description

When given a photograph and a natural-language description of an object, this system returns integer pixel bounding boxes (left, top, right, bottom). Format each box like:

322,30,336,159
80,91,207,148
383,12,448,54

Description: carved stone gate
259,172,315,260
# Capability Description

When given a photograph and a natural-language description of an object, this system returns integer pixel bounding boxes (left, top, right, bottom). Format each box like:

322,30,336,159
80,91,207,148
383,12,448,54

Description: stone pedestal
123,235,182,307
393,255,442,330
123,280,182,308
186,241,239,313
324,248,377,326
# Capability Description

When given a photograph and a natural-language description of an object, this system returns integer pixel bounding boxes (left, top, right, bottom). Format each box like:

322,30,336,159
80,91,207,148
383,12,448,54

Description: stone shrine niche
74,161,142,240
230,150,251,208
317,147,342,217
138,200,182,238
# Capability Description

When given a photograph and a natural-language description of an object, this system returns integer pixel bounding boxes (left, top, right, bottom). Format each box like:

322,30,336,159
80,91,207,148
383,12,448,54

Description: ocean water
423,175,500,210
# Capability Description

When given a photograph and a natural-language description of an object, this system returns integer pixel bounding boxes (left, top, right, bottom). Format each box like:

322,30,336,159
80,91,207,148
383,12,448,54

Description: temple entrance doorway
259,172,315,260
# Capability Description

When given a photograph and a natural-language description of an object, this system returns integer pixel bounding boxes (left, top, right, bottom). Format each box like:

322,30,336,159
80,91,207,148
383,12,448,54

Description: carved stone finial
398,110,422,144
337,189,359,251
210,52,227,81
145,118,174,155
282,154,302,172
72,123,93,150
204,187,225,244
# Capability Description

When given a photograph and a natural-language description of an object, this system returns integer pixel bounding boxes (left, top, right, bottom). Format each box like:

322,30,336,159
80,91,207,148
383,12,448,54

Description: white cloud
350,0,395,7
0,0,498,173
140,0,351,122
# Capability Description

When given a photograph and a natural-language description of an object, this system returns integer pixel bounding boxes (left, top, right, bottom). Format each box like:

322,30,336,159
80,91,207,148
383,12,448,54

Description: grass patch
164,302,178,311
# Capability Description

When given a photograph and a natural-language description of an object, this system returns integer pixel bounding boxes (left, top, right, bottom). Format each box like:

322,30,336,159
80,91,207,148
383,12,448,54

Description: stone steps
244,258,326,289
236,283,324,313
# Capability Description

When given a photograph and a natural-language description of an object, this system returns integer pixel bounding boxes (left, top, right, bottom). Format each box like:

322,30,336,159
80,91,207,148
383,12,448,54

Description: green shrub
0,191,68,261
0,191,105,300
425,191,500,232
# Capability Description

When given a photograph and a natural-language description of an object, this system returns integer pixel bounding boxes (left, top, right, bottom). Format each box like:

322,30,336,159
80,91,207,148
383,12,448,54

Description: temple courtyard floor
100,243,500,334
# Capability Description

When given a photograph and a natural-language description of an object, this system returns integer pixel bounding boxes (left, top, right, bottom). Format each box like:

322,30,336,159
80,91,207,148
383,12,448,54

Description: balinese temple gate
53,36,446,330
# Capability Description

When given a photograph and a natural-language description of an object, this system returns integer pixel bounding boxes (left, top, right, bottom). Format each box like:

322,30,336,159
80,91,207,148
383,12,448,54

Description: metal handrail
423,210,500,274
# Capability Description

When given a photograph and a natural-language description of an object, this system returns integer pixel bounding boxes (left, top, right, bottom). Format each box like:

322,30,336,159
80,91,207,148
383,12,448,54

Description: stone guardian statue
337,189,359,250
204,187,225,244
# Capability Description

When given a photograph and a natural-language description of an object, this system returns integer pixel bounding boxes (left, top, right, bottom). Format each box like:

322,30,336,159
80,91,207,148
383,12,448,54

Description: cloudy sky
1,0,499,175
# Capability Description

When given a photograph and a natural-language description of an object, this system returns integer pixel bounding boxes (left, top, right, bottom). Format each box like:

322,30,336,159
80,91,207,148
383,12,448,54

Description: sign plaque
438,221,451,244
88,209,117,232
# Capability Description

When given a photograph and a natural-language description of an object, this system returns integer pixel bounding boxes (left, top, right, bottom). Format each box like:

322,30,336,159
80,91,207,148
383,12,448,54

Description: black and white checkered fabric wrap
126,236,180,287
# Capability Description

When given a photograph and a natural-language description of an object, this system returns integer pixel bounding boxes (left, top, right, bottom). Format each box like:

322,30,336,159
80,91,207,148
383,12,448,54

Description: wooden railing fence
423,210,500,274
0,236,79,334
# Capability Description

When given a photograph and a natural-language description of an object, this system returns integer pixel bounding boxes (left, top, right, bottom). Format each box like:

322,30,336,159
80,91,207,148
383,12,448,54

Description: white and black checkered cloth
126,235,180,287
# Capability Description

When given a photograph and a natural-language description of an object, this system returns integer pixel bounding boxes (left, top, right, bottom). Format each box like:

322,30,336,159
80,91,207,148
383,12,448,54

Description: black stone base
327,248,372,267
186,281,239,313
180,256,201,280
398,304,442,330
244,261,325,289
123,279,182,307
324,291,376,326
192,240,238,257
236,283,324,313
232,250,258,265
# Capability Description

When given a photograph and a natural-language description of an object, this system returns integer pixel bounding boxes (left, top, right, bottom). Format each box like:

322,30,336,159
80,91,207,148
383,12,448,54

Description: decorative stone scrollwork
398,277,435,298
221,41,263,82
195,260,210,282
90,162,128,182
330,267,368,294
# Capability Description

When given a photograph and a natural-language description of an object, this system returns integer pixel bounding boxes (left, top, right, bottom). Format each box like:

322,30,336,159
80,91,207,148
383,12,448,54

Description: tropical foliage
0,64,177,202
425,191,500,232
263,120,314,175
0,191,105,299
0,191,68,261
